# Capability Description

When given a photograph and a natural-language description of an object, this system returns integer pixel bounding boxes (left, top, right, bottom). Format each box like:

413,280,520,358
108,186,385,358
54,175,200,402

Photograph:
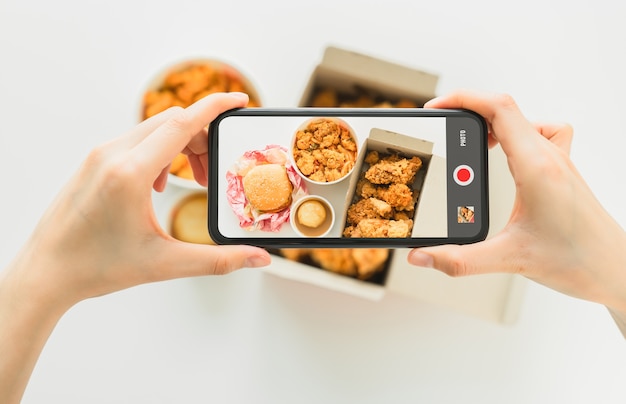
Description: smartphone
208,108,488,248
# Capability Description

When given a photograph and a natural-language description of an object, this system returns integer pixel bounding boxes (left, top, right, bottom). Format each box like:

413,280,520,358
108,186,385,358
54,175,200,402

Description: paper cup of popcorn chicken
291,117,358,186
140,58,262,189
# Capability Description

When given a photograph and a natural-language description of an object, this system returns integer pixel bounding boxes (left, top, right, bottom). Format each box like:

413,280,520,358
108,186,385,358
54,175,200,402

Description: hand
408,91,626,314
11,92,271,308
0,92,273,403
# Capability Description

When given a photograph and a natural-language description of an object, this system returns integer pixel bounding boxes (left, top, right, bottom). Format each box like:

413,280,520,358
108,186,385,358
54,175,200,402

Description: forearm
0,250,71,403
592,216,626,339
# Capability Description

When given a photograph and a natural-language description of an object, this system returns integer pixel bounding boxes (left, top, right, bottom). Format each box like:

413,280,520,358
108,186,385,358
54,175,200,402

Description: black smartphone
208,108,488,248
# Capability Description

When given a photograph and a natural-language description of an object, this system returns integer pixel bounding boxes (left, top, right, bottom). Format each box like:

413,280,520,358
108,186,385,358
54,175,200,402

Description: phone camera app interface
213,111,485,243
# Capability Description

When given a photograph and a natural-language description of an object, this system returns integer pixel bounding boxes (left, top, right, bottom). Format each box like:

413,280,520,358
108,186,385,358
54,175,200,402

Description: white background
1,1,625,403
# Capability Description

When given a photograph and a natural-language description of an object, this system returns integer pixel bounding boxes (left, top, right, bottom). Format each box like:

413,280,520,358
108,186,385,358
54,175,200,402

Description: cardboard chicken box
264,46,525,324
299,46,438,108
339,128,446,239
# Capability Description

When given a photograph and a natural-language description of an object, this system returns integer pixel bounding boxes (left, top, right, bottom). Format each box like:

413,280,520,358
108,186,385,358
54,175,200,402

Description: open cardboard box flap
299,46,439,107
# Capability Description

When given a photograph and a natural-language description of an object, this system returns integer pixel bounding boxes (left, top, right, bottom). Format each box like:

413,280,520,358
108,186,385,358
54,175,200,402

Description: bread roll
170,193,214,244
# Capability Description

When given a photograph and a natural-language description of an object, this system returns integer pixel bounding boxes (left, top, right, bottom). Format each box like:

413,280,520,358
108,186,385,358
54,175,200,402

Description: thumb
407,232,521,277
154,242,272,280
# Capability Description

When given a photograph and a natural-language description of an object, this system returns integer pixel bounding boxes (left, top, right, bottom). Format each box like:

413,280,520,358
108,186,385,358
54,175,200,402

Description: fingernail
423,97,440,108
229,92,249,101
245,254,271,268
408,250,434,268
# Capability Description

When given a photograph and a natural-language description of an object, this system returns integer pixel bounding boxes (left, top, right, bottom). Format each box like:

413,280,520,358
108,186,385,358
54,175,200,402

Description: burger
242,164,293,213
226,145,307,232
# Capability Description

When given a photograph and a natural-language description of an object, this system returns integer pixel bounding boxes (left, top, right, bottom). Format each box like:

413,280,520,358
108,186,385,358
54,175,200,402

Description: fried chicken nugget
346,198,392,225
294,151,316,176
365,155,422,185
351,249,389,279
356,178,415,211
364,150,380,165
169,153,189,174
355,177,377,199
348,219,412,238
309,249,357,277
310,88,338,107
321,148,346,169
377,183,416,211
280,249,311,262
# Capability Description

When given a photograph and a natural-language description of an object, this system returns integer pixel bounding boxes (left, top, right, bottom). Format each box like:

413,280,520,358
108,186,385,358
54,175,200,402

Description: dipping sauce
291,196,334,237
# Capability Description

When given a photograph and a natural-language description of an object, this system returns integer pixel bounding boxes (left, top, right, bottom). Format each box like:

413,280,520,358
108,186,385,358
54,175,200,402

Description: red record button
453,165,474,186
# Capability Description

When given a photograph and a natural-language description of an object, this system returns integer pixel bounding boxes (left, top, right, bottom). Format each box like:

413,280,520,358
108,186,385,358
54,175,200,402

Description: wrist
3,238,77,317
0,247,72,403
587,215,626,313
604,226,626,337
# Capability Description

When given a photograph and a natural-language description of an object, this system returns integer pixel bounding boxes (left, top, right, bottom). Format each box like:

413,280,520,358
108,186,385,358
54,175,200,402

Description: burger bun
242,164,293,213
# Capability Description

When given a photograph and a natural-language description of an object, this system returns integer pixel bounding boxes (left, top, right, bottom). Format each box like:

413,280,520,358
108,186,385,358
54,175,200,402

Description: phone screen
208,108,488,247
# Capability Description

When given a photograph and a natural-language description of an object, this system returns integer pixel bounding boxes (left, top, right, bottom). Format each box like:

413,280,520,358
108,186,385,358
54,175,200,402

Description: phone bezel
208,107,489,248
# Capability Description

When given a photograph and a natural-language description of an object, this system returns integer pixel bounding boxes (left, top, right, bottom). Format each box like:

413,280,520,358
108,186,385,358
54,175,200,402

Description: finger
486,122,499,149
113,106,186,150
153,243,272,281
533,122,574,155
181,126,210,186
182,126,209,156
152,165,170,192
407,231,524,277
130,92,248,183
187,153,208,187
424,90,539,161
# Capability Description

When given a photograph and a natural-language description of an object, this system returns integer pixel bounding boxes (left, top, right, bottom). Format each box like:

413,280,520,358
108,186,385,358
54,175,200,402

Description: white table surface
1,1,626,403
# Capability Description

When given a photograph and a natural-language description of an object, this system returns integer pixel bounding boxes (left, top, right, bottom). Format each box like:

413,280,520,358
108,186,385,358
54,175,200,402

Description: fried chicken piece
343,225,358,237
307,120,343,148
340,136,357,153
309,170,326,183
373,101,394,108
308,248,390,280
323,166,350,182
345,219,413,238
321,148,347,169
293,151,317,176
393,211,411,221
309,249,357,277
295,131,314,150
394,99,418,108
365,155,422,185
357,179,415,211
377,183,415,211
339,93,376,108
356,177,378,199
346,198,392,225
369,198,393,217
364,150,380,165
310,88,338,107
352,249,389,280
143,90,176,119
280,248,311,262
